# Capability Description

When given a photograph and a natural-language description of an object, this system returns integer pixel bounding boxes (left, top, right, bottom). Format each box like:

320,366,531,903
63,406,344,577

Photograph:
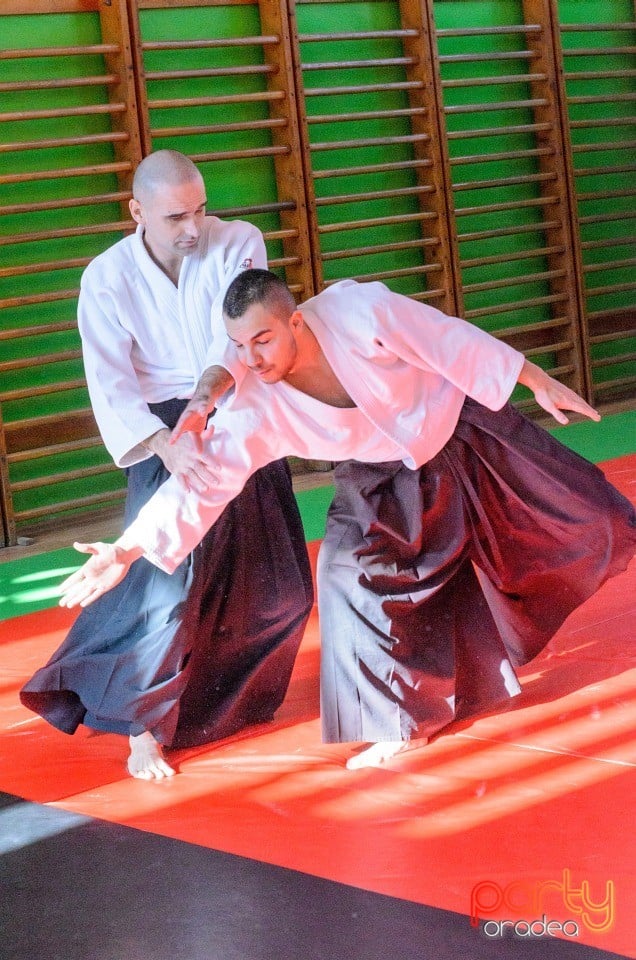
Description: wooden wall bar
0,0,634,546
0,0,142,545
432,0,589,416
290,0,458,311
132,0,314,298
553,4,636,407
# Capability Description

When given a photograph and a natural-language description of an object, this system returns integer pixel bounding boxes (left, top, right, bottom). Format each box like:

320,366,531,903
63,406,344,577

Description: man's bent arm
60,402,281,607
171,365,234,442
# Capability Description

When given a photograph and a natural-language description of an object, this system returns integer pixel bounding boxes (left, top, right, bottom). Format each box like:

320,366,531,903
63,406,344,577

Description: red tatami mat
1,458,634,956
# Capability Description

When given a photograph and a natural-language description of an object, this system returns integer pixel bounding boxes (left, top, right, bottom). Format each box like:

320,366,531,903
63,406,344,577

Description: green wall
1,0,634,525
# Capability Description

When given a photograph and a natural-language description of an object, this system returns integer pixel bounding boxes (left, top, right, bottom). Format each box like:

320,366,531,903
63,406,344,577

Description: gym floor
1,412,634,960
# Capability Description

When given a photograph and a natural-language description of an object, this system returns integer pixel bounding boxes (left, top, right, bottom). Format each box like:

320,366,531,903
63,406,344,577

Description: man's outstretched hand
518,360,601,426
59,541,143,609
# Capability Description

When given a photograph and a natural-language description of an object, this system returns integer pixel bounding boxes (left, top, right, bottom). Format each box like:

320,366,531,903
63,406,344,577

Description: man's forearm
115,533,146,564
141,426,171,457
169,366,236,443
192,365,234,409
516,358,548,391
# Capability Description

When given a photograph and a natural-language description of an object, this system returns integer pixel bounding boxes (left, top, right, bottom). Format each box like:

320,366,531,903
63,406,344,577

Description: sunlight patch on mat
0,800,90,854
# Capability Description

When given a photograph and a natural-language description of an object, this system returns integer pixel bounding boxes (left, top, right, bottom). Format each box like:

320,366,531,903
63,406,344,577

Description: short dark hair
223,268,295,320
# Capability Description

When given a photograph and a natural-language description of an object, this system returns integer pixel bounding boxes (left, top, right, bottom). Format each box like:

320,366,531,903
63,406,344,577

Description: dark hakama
319,398,636,743
20,399,314,748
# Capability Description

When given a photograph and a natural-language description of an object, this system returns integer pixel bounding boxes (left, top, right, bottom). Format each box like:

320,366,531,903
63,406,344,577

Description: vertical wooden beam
99,0,145,216
0,405,16,548
521,0,590,399
125,0,154,158
402,0,461,316
257,0,315,300
286,0,324,294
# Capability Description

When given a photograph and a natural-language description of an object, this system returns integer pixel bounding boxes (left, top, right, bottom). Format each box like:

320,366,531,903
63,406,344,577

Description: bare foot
127,731,175,780
345,739,425,770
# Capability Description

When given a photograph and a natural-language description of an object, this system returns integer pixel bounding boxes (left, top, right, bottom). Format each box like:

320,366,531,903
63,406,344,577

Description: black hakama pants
319,398,636,743
21,399,314,749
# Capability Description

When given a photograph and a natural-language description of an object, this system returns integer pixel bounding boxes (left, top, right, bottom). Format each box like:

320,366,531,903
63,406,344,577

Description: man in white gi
55,269,636,770
21,160,313,779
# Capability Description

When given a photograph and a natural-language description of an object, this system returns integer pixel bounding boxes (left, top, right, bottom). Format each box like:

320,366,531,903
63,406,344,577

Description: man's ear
289,309,303,332
129,197,143,225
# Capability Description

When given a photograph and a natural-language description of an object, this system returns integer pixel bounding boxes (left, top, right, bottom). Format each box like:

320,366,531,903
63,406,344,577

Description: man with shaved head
21,152,313,779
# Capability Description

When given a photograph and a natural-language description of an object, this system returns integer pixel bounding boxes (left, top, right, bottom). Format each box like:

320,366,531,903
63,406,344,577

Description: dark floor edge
0,791,630,960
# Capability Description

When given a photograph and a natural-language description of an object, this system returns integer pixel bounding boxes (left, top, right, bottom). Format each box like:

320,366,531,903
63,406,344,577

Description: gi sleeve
120,401,284,573
78,279,168,468
375,288,525,410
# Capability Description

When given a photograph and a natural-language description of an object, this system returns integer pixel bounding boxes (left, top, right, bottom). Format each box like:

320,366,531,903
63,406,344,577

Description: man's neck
284,326,355,408
142,235,182,286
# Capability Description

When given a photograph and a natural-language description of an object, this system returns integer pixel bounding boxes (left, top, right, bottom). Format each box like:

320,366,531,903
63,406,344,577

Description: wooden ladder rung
322,238,439,261
308,107,428,125
3,220,130,246
464,292,569,319
462,245,566,268
12,462,117,493
298,30,420,43
0,132,129,154
447,122,552,140
144,64,276,81
152,118,288,138
0,289,79,309
0,43,119,59
323,263,440,286
0,161,132,186
8,437,102,464
142,35,279,51
315,185,435,207
463,268,567,295
318,210,437,234
14,489,126,523
310,133,430,152
0,321,76,341
314,159,433,180
303,81,423,97
0,75,120,94
0,193,130,217
0,103,127,123
0,257,91,280
148,92,285,109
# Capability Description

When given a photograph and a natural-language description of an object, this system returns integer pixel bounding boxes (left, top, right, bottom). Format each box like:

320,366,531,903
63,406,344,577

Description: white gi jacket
78,217,267,467
122,280,526,572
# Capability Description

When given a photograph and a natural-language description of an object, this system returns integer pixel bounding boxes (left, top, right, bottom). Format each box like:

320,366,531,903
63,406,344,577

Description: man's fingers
187,468,219,494
72,541,98,555
173,458,218,492
169,413,195,444
60,579,110,609
169,420,188,444
538,385,601,426
59,568,88,591
170,406,209,444
60,582,94,608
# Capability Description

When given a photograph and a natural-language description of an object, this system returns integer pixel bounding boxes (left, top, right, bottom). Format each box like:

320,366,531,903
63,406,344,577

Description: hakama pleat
319,398,636,743
21,399,314,748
